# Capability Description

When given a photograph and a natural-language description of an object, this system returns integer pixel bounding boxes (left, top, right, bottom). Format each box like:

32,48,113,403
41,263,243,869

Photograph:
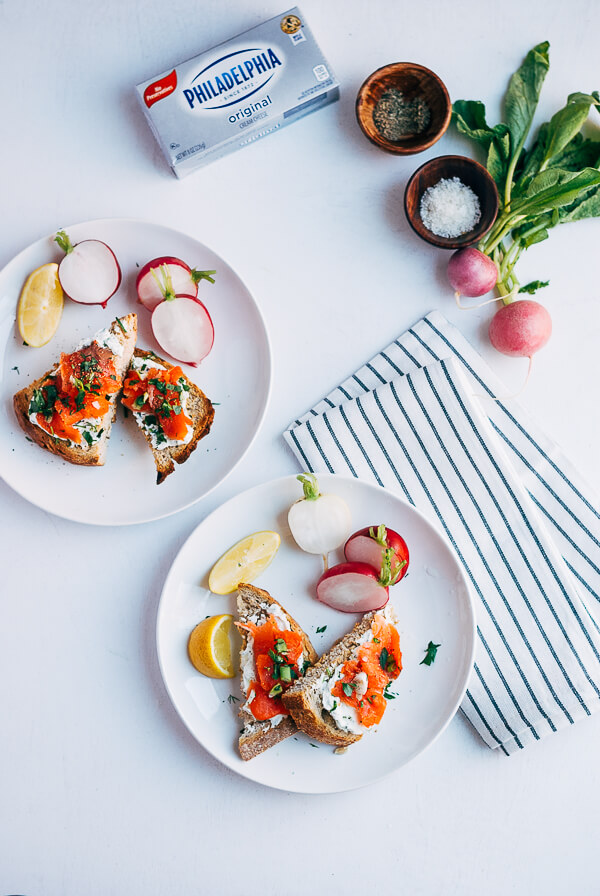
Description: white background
1,0,600,893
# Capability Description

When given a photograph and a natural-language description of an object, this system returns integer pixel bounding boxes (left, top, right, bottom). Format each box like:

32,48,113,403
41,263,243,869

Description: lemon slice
17,263,64,347
208,530,281,595
188,614,235,678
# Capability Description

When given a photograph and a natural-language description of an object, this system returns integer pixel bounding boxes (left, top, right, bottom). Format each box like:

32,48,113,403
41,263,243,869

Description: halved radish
136,256,216,311
344,525,409,580
151,294,214,365
316,561,389,613
54,230,121,307
316,549,403,613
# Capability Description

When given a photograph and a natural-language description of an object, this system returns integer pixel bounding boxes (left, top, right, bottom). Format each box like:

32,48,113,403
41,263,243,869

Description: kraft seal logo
280,14,302,34
144,70,178,108
182,46,283,111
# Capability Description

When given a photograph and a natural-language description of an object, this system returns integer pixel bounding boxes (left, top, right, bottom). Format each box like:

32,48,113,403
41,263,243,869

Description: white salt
419,176,481,238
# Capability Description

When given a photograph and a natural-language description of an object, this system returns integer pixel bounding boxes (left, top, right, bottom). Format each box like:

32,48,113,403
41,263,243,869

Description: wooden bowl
404,155,499,249
356,63,451,154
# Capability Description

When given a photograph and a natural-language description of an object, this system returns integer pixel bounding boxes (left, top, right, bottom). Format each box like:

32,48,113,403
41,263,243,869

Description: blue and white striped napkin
284,311,600,754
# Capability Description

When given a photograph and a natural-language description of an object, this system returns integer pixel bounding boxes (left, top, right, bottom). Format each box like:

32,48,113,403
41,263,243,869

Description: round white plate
0,219,271,524
157,473,476,793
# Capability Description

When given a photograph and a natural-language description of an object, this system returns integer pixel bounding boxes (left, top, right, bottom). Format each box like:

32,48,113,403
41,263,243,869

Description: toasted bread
13,314,137,466
236,583,318,761
124,348,214,485
282,605,400,747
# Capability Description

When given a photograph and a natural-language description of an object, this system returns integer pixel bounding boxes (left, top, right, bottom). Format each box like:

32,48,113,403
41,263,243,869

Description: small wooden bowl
356,62,451,154
404,155,499,249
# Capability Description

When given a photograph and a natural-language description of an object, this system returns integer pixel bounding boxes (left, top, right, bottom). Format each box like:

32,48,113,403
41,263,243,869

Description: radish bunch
136,256,216,365
448,247,552,371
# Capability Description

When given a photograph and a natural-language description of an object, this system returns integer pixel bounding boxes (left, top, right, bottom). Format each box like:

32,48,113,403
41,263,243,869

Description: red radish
54,230,121,307
316,550,403,613
448,247,498,298
136,256,215,311
344,524,409,581
151,294,214,365
489,299,552,357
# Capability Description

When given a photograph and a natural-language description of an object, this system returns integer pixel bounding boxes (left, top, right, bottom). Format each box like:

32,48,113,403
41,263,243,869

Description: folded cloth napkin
284,310,600,754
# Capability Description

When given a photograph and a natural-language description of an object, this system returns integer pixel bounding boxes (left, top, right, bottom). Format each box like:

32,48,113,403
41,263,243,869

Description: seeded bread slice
282,606,399,747
126,349,214,485
236,583,318,761
13,313,137,466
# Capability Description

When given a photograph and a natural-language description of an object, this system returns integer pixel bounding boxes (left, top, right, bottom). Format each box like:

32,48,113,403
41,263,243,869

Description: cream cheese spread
129,355,193,449
240,605,303,730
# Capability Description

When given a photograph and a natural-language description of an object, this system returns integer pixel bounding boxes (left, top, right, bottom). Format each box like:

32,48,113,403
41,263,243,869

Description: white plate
157,473,476,793
0,219,271,524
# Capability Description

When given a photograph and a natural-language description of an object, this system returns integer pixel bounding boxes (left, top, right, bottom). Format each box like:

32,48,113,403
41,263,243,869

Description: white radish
288,474,352,568
136,256,215,311
151,294,214,366
55,230,121,307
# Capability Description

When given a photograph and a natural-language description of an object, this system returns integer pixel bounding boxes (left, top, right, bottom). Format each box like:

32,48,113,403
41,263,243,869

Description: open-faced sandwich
121,348,214,484
282,605,402,747
13,314,137,465
235,583,318,761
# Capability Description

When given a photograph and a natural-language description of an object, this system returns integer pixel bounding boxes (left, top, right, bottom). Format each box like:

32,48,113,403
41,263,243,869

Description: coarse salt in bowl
404,155,499,249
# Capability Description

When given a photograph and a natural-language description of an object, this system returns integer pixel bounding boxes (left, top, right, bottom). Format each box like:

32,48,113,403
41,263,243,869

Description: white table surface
2,1,599,893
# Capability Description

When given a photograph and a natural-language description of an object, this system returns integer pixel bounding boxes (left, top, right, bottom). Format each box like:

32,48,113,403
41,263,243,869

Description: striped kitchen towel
283,310,600,754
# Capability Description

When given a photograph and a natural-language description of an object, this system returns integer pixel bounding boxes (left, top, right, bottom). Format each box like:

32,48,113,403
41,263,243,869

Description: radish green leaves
453,42,600,298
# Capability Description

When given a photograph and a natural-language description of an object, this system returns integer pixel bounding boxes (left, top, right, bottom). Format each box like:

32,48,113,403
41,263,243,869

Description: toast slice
13,314,137,466
236,583,318,761
282,605,401,747
122,348,214,484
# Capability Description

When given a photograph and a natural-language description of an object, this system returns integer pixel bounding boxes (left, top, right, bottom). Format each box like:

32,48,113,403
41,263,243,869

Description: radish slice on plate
54,230,121,307
344,524,409,580
316,549,404,613
151,294,214,365
136,257,216,311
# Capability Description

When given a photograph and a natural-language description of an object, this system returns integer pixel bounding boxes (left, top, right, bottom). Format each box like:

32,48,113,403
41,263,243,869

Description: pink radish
448,247,498,298
489,299,552,358
316,550,403,613
136,256,215,311
54,230,121,307
151,294,214,366
344,524,409,580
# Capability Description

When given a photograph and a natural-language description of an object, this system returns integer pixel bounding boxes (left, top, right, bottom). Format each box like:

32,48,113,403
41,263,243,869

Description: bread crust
127,349,215,484
13,314,137,466
236,583,318,761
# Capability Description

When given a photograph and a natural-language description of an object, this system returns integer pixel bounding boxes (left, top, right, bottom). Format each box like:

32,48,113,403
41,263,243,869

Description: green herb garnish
115,316,127,334
268,683,283,698
227,694,240,704
316,625,327,634
383,682,397,700
420,641,441,666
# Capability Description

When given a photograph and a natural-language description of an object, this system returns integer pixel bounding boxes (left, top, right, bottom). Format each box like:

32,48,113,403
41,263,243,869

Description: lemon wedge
17,263,64,347
208,530,281,595
188,614,235,678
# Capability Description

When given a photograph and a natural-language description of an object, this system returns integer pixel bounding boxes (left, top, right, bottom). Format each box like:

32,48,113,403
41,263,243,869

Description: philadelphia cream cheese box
136,8,339,177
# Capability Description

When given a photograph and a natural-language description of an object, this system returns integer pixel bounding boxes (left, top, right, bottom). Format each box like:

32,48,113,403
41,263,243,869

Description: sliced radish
151,294,214,365
136,256,216,311
54,230,121,307
344,524,409,581
316,549,403,613
316,562,389,613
